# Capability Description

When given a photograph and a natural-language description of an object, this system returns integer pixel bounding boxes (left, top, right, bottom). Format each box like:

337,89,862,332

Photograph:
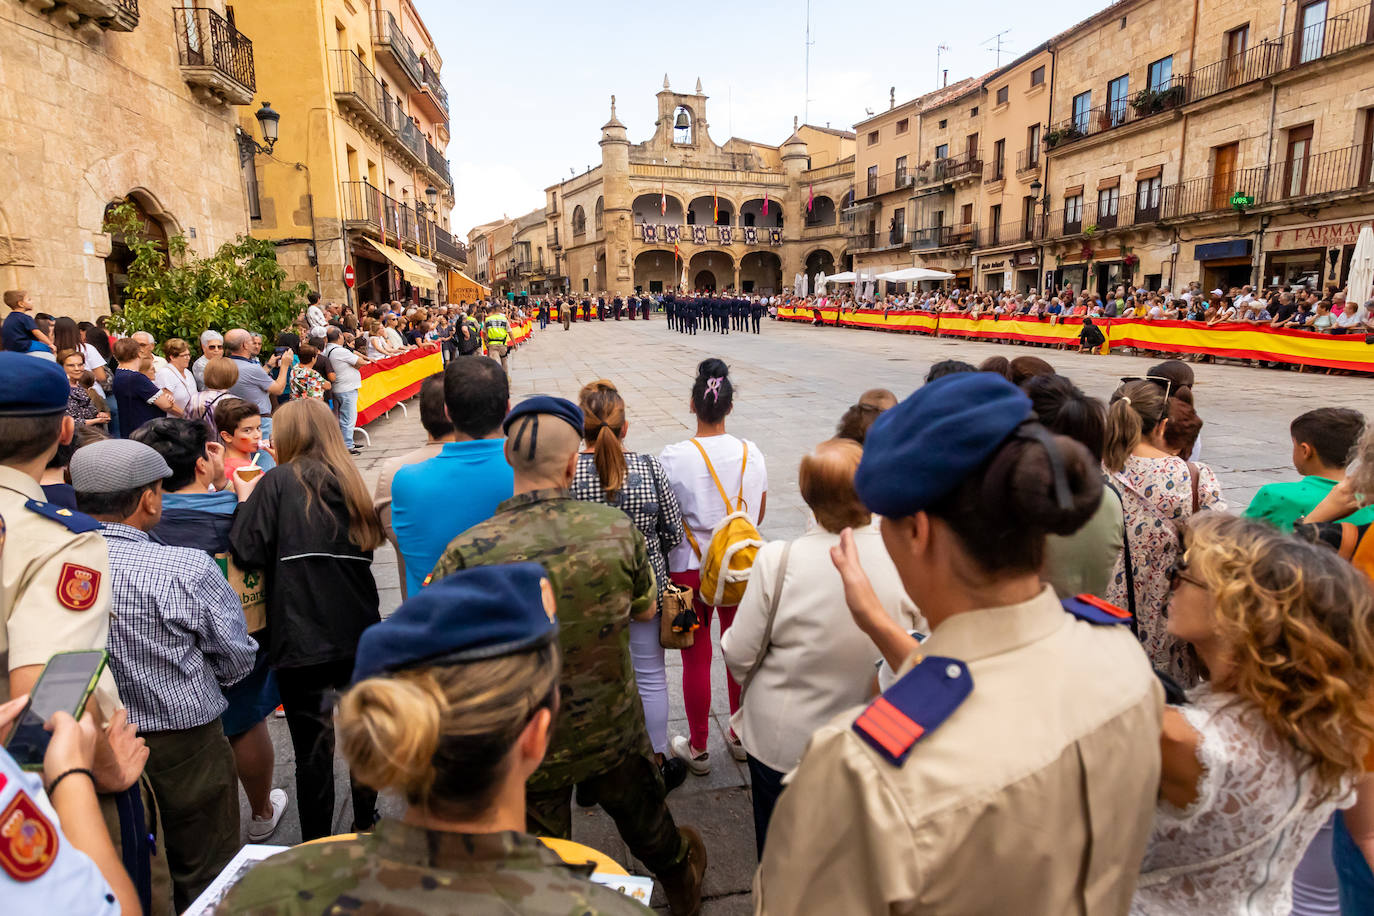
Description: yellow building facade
3,0,257,320
231,0,463,308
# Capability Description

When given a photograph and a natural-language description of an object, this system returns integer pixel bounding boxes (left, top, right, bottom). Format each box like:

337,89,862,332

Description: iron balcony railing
340,180,435,249
1046,77,1188,150
114,0,139,27
909,223,977,250
1016,147,1041,174
373,9,423,89
420,57,449,116
859,170,915,199
977,217,1046,248
1158,146,1372,219
174,6,255,94
425,140,452,187
333,50,386,128
1186,38,1287,100
433,227,466,265
985,153,1007,183
910,150,983,188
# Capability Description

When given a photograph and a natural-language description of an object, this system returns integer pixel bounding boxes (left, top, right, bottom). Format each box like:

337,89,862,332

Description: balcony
424,139,452,189
858,170,915,199
801,221,843,239
41,0,138,33
1046,79,1188,152
341,180,435,250
433,227,466,266
909,223,977,250
984,157,1007,185
372,9,423,89
1158,146,1372,220
976,217,1044,248
414,56,449,121
174,7,255,105
1016,147,1041,176
910,150,983,189
636,223,785,246
333,51,389,134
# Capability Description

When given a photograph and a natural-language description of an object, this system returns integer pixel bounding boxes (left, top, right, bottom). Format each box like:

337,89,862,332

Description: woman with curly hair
1132,513,1374,915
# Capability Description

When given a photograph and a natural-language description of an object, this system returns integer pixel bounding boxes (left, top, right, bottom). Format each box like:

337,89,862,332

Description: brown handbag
659,581,698,650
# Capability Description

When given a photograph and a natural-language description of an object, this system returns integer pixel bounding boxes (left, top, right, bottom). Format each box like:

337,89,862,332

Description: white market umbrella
815,270,828,291
798,272,809,297
1346,226,1374,318
680,263,688,291
875,267,955,283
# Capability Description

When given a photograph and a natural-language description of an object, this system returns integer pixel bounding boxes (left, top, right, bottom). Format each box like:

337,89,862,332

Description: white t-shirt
154,364,198,414
659,434,768,573
324,343,362,393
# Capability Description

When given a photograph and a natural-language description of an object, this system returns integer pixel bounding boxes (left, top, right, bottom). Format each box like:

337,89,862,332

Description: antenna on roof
982,29,1012,67
935,44,951,90
803,0,815,124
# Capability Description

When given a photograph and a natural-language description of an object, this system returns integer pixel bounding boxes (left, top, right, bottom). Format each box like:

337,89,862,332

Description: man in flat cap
72,438,258,911
429,395,707,916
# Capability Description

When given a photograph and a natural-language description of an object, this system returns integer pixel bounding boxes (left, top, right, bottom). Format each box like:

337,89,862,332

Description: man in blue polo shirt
390,356,513,594
224,328,290,438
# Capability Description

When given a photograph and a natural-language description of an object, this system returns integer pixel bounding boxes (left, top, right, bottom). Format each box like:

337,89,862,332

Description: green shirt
430,489,656,790
1243,476,1374,531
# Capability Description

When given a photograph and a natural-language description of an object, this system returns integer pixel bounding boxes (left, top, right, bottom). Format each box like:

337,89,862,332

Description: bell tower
653,75,712,150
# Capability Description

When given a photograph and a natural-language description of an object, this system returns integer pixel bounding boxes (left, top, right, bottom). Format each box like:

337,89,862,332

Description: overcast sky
414,0,1106,241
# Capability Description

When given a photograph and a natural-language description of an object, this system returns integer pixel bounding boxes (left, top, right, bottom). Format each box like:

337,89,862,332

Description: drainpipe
1042,47,1056,289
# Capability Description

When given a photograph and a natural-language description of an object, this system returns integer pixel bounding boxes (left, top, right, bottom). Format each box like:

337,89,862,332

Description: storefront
1014,251,1039,293
1193,239,1254,292
1263,217,1373,292
979,256,1009,292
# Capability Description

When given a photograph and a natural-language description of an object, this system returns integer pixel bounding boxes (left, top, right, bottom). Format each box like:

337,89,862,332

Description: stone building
231,0,464,308
2,0,258,321
539,77,855,296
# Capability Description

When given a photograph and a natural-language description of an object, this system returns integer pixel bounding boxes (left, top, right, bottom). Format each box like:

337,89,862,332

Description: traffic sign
343,265,356,288
1230,192,1255,210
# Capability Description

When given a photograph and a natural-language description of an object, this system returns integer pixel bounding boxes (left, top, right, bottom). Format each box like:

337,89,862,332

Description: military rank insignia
1062,594,1133,625
56,563,100,611
0,789,58,880
853,655,972,766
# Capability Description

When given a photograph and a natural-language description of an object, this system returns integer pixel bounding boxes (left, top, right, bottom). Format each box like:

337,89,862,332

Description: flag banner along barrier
776,306,1374,372
358,347,444,427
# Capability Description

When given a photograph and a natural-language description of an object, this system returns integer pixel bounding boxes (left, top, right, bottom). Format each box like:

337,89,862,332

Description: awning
447,268,491,303
365,238,439,289
875,267,955,282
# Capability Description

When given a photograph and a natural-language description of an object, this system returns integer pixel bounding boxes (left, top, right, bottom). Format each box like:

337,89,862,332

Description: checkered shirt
99,523,257,732
570,451,684,603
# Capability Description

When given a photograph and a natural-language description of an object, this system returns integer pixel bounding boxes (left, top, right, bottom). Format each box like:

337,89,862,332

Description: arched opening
104,194,171,310
740,198,784,228
594,197,604,234
633,249,679,293
688,251,732,292
572,205,586,238
594,250,607,293
804,195,837,227
805,248,837,280
632,192,685,225
739,251,782,294
688,195,733,227
673,106,693,145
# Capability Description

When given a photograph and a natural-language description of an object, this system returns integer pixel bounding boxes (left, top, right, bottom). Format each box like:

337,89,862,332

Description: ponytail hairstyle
337,644,559,820
691,358,734,425
1103,379,1168,473
578,379,627,499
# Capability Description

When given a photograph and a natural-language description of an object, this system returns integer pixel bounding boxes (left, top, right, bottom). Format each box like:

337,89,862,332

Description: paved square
259,316,1361,912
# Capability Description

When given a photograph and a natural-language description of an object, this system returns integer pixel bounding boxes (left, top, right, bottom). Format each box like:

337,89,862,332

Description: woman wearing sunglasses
1104,378,1225,686
1133,513,1374,915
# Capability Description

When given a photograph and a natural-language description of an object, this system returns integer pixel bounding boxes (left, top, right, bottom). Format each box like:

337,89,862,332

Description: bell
674,110,690,130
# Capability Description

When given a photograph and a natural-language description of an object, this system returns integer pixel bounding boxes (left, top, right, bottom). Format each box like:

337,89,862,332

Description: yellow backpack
683,439,764,608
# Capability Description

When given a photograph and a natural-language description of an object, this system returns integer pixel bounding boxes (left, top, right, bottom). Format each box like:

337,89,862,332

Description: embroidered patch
852,656,972,766
56,563,100,611
0,790,58,881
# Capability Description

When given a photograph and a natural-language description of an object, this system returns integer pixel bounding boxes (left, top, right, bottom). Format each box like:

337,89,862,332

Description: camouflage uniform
430,488,691,877
214,819,651,915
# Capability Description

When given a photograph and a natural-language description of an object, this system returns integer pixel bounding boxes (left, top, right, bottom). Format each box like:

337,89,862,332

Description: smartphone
4,649,108,771
273,346,287,356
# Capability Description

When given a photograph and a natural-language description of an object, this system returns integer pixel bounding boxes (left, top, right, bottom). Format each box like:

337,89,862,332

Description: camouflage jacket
214,819,651,915
430,489,656,790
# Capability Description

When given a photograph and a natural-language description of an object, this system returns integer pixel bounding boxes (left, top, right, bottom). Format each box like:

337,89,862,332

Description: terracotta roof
800,123,857,139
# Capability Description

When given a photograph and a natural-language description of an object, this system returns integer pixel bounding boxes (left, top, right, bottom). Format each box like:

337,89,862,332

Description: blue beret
0,352,69,416
855,373,1033,518
503,395,584,436
352,563,556,682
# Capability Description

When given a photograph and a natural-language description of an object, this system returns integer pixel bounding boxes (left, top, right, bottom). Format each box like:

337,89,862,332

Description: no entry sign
343,265,356,288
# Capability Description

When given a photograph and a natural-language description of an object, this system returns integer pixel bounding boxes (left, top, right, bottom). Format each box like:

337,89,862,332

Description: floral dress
1106,454,1225,685
288,364,326,401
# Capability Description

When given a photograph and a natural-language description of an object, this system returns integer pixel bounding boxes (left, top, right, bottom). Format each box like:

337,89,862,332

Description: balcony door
1283,125,1314,197
1297,0,1328,64
1224,26,1249,87
1211,142,1240,210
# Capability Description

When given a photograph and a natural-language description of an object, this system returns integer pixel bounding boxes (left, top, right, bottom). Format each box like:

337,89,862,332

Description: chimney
890,86,895,109
942,69,948,87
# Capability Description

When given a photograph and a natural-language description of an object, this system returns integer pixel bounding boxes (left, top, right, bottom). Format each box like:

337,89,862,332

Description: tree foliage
103,202,308,351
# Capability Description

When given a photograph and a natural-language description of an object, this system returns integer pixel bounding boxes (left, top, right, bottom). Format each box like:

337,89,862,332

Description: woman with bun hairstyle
569,379,688,791
219,564,652,915
755,372,1162,914
659,358,768,774
1103,379,1225,687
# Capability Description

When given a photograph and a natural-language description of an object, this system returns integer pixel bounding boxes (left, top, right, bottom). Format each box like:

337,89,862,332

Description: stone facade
2,0,254,321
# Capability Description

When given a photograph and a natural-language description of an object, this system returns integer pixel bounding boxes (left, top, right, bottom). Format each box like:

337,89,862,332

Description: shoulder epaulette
24,499,102,534
853,655,972,766
1062,593,1133,626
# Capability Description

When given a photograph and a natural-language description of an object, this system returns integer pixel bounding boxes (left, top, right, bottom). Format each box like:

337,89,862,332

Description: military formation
530,291,770,337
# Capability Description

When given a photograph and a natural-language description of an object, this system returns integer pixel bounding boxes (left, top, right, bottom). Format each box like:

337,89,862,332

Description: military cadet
626,292,637,321
641,293,652,320
428,396,707,916
665,293,676,330
751,297,765,334
218,564,654,915
560,296,572,331
581,297,592,322
755,373,1162,914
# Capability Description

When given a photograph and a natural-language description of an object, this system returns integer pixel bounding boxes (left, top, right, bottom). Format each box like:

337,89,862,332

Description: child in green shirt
1245,407,1374,530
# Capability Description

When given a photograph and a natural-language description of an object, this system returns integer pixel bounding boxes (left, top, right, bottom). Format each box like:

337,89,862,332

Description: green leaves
103,202,309,352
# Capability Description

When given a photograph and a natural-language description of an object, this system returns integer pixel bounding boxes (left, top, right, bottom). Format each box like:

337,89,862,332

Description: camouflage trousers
526,751,688,877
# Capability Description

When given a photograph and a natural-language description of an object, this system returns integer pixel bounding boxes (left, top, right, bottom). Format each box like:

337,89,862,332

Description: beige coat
754,586,1163,915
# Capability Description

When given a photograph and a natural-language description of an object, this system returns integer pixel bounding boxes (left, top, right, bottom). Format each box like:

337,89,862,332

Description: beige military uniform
0,465,120,713
755,586,1163,915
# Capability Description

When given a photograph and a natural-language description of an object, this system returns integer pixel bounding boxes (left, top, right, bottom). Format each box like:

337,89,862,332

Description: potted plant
1157,84,1187,110
1131,89,1156,115
1044,128,1063,149
1084,224,1098,238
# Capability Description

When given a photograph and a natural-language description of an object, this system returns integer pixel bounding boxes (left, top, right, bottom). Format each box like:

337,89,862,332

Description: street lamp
237,101,280,163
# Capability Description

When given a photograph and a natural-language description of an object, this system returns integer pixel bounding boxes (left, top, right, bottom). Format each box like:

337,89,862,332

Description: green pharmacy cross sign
1230,192,1256,210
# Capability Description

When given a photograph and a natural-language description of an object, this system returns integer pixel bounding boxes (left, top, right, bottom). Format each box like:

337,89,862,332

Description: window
935,143,949,159
1147,56,1174,92
938,119,947,129
970,107,979,116
895,155,908,184
868,130,880,145
961,203,973,225
572,205,586,235
996,86,1009,105
891,207,906,243
1136,176,1163,215
992,138,1006,179
1107,75,1129,125
243,157,261,220
1224,27,1249,86
896,118,909,134
867,164,878,196
989,204,1002,243
1284,124,1314,197
1031,65,1046,86
1298,0,1328,64
1023,196,1038,236
1097,186,1119,225
1211,142,1240,209
1065,193,1084,229
1072,91,1092,133
583,278,589,292
1027,123,1041,167
1361,109,1374,186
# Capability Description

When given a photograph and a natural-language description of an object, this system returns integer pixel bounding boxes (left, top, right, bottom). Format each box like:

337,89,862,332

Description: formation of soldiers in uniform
663,292,766,336
537,293,653,329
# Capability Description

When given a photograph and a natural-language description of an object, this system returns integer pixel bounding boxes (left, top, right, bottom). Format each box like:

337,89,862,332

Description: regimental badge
539,577,557,622
56,563,100,611
0,790,58,881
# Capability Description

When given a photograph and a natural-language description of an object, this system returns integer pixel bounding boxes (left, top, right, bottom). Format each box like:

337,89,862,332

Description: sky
413,0,1107,242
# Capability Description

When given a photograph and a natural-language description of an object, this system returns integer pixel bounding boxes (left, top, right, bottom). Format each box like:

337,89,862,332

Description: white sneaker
247,788,288,842
670,735,711,776
728,734,747,762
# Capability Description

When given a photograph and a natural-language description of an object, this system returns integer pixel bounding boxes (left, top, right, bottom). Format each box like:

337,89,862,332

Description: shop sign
981,258,1008,271
1016,252,1038,266
1267,219,1374,250
1230,192,1255,209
